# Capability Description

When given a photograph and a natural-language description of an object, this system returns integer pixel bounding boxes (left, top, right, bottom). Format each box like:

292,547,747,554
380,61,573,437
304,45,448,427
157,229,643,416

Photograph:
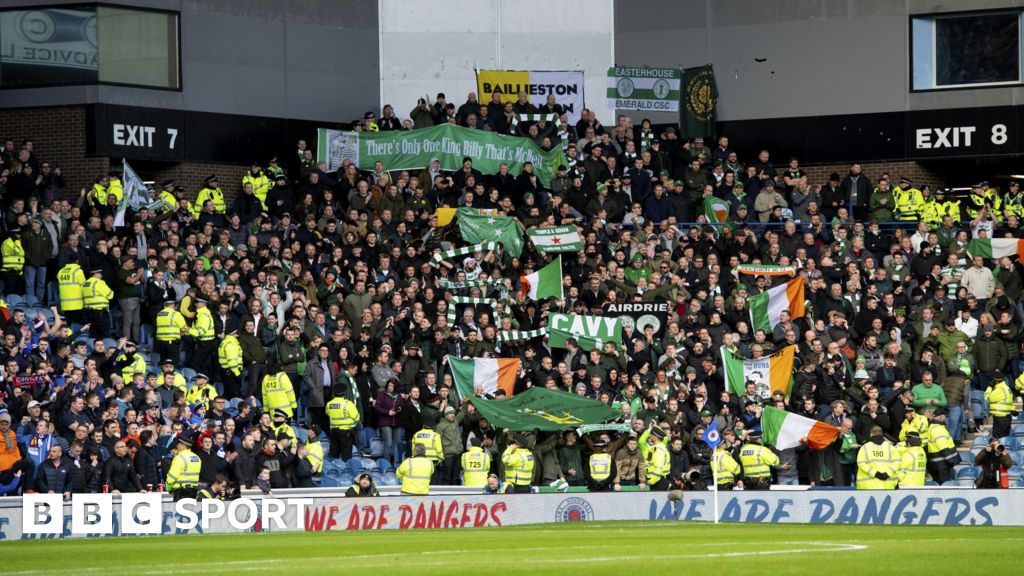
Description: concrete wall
379,0,615,122
0,0,380,123
614,0,1024,124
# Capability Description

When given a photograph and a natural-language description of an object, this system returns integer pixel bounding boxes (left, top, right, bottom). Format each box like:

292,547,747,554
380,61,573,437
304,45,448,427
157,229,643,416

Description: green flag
457,209,525,256
468,387,620,432
680,65,718,139
548,313,622,351
703,195,730,232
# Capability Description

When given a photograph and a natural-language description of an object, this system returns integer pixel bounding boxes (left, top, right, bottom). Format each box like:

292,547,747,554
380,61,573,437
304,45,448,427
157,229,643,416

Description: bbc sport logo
554,497,594,522
21,494,311,535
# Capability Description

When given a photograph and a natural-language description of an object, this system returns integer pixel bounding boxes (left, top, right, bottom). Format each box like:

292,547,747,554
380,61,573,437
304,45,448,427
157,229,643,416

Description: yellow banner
477,70,531,105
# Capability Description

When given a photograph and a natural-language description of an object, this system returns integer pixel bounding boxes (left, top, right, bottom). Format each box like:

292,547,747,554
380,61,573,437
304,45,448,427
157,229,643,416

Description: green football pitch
3,522,1021,575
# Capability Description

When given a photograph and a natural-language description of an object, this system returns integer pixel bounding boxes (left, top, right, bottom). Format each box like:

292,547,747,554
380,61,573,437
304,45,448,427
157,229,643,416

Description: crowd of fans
0,88,1023,499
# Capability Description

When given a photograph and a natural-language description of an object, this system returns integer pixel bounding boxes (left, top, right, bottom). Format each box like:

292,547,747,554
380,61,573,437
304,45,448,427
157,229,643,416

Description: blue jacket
644,193,673,224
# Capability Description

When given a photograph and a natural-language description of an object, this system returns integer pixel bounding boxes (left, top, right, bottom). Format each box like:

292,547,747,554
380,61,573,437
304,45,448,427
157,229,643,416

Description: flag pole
711,448,719,524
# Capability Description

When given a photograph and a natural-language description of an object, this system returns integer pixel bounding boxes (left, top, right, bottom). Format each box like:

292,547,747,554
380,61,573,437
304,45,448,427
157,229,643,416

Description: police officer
113,340,146,384
194,175,226,217
271,409,297,443
157,179,179,213
165,435,201,500
411,418,443,480
396,445,434,495
925,408,958,484
856,425,900,489
325,383,360,459
185,373,218,408
966,181,1000,220
261,364,297,421
738,430,780,490
83,267,113,339
502,433,535,494
189,296,216,378
587,438,615,492
714,438,743,490
893,177,924,221
985,372,1014,438
461,437,492,487
644,426,672,491
242,162,271,210
304,424,324,476
933,189,961,222
899,405,930,451
155,298,187,366
1003,181,1024,219
57,260,86,324
1,227,25,296
898,431,926,487
217,328,243,399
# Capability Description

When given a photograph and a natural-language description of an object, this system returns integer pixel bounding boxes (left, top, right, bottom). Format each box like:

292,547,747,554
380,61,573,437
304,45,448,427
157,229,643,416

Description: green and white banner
607,66,681,112
548,313,622,351
317,124,566,187
528,225,583,253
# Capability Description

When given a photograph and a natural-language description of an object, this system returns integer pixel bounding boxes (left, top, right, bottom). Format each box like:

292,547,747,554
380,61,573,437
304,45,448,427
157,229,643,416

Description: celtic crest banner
680,65,718,139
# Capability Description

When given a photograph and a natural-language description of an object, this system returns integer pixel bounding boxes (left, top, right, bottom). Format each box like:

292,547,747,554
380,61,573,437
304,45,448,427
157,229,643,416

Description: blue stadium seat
292,426,308,443
149,352,162,366
998,437,1020,451
1012,450,1024,466
1013,480,1024,488
181,368,196,381
378,472,399,487
368,436,385,458
360,457,379,473
956,467,979,480
954,479,976,487
940,480,960,487
5,294,24,307
140,324,154,348
103,338,118,349
1007,466,1024,480
958,450,973,463
972,436,991,447
377,458,394,474
345,458,363,475
320,468,344,488
357,426,378,451
1012,423,1024,437
924,480,938,486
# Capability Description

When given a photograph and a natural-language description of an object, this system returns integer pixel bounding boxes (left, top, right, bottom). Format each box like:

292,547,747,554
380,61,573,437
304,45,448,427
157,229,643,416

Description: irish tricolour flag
967,238,1024,260
748,276,805,334
761,406,841,450
520,256,564,301
721,345,796,398
450,357,521,399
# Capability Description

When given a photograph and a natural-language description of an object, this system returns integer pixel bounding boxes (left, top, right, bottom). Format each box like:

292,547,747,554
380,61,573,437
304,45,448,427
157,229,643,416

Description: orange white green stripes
761,406,842,450
748,276,805,334
450,357,520,398
967,238,1024,260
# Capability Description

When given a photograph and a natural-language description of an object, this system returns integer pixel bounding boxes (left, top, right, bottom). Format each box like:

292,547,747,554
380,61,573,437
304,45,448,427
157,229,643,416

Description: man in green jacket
435,405,466,485
975,323,1008,374
936,320,971,363
20,216,52,304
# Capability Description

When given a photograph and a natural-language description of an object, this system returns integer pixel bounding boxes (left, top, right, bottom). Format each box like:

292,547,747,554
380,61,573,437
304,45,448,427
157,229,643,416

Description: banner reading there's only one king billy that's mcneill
477,70,585,123
606,66,681,112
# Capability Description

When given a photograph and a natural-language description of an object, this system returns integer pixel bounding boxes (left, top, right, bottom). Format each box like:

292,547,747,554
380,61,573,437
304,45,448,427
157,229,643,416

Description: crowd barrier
0,488,1020,539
